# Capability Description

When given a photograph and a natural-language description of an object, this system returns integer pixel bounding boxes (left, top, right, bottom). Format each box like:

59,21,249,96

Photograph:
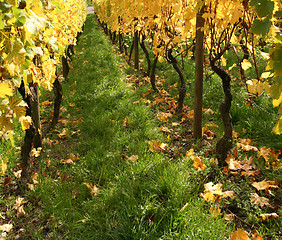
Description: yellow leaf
9,96,26,120
19,116,32,131
30,147,42,157
230,229,250,240
0,157,8,176
241,59,252,71
260,51,270,60
191,156,207,171
273,93,282,108
221,57,227,66
273,116,282,135
186,149,194,157
260,72,273,79
0,83,13,98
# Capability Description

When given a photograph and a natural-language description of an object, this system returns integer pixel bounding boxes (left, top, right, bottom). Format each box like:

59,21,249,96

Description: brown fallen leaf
58,128,67,139
13,197,25,217
250,193,271,208
128,155,138,162
225,213,234,221
60,159,74,164
252,179,279,191
259,213,279,221
83,183,99,196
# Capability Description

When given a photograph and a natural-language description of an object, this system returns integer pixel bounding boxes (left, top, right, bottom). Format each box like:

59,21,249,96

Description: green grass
23,15,234,239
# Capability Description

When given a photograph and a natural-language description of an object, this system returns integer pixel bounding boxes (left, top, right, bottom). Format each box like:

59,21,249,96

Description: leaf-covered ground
0,11,281,240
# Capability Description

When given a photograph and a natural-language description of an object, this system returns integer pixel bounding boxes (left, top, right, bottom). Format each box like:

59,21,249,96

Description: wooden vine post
193,5,205,139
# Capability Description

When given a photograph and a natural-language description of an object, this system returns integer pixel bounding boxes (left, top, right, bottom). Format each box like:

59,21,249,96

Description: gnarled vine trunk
210,61,233,165
140,35,151,76
18,81,36,183
150,54,158,92
167,49,186,115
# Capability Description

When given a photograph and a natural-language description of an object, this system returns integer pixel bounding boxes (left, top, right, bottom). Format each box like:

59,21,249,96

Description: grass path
27,14,235,239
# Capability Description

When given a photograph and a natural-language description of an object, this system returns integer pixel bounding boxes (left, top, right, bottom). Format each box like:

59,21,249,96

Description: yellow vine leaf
241,59,252,71
9,96,26,120
19,116,32,131
0,83,13,98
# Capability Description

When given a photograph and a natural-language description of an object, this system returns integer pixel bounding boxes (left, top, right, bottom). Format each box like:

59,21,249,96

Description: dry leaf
230,228,250,240
41,100,52,107
123,118,131,127
252,179,279,191
60,159,74,164
259,213,278,221
128,155,138,162
58,128,67,139
30,147,42,157
13,170,22,179
83,183,99,196
250,193,271,208
225,213,234,221
148,140,167,152
191,156,207,171
186,149,194,157
0,224,13,232
160,126,173,133
13,197,25,217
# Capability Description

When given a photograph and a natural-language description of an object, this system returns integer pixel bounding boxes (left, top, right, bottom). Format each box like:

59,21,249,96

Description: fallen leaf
186,149,194,157
204,108,214,114
160,126,173,133
13,197,25,217
259,213,279,221
225,213,234,221
4,177,11,187
156,112,172,122
123,118,131,127
58,128,67,139
128,155,138,162
191,156,207,171
41,100,52,107
0,224,13,233
83,183,99,196
148,140,167,152
13,170,22,179
60,159,74,164
230,228,250,240
30,147,42,157
252,179,279,191
69,102,75,107
250,193,271,208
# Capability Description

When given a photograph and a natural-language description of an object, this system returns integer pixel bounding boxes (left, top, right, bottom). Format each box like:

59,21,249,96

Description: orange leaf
230,229,250,240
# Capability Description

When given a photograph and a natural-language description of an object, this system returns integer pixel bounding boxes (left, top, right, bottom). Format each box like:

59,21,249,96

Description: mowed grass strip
31,15,234,239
